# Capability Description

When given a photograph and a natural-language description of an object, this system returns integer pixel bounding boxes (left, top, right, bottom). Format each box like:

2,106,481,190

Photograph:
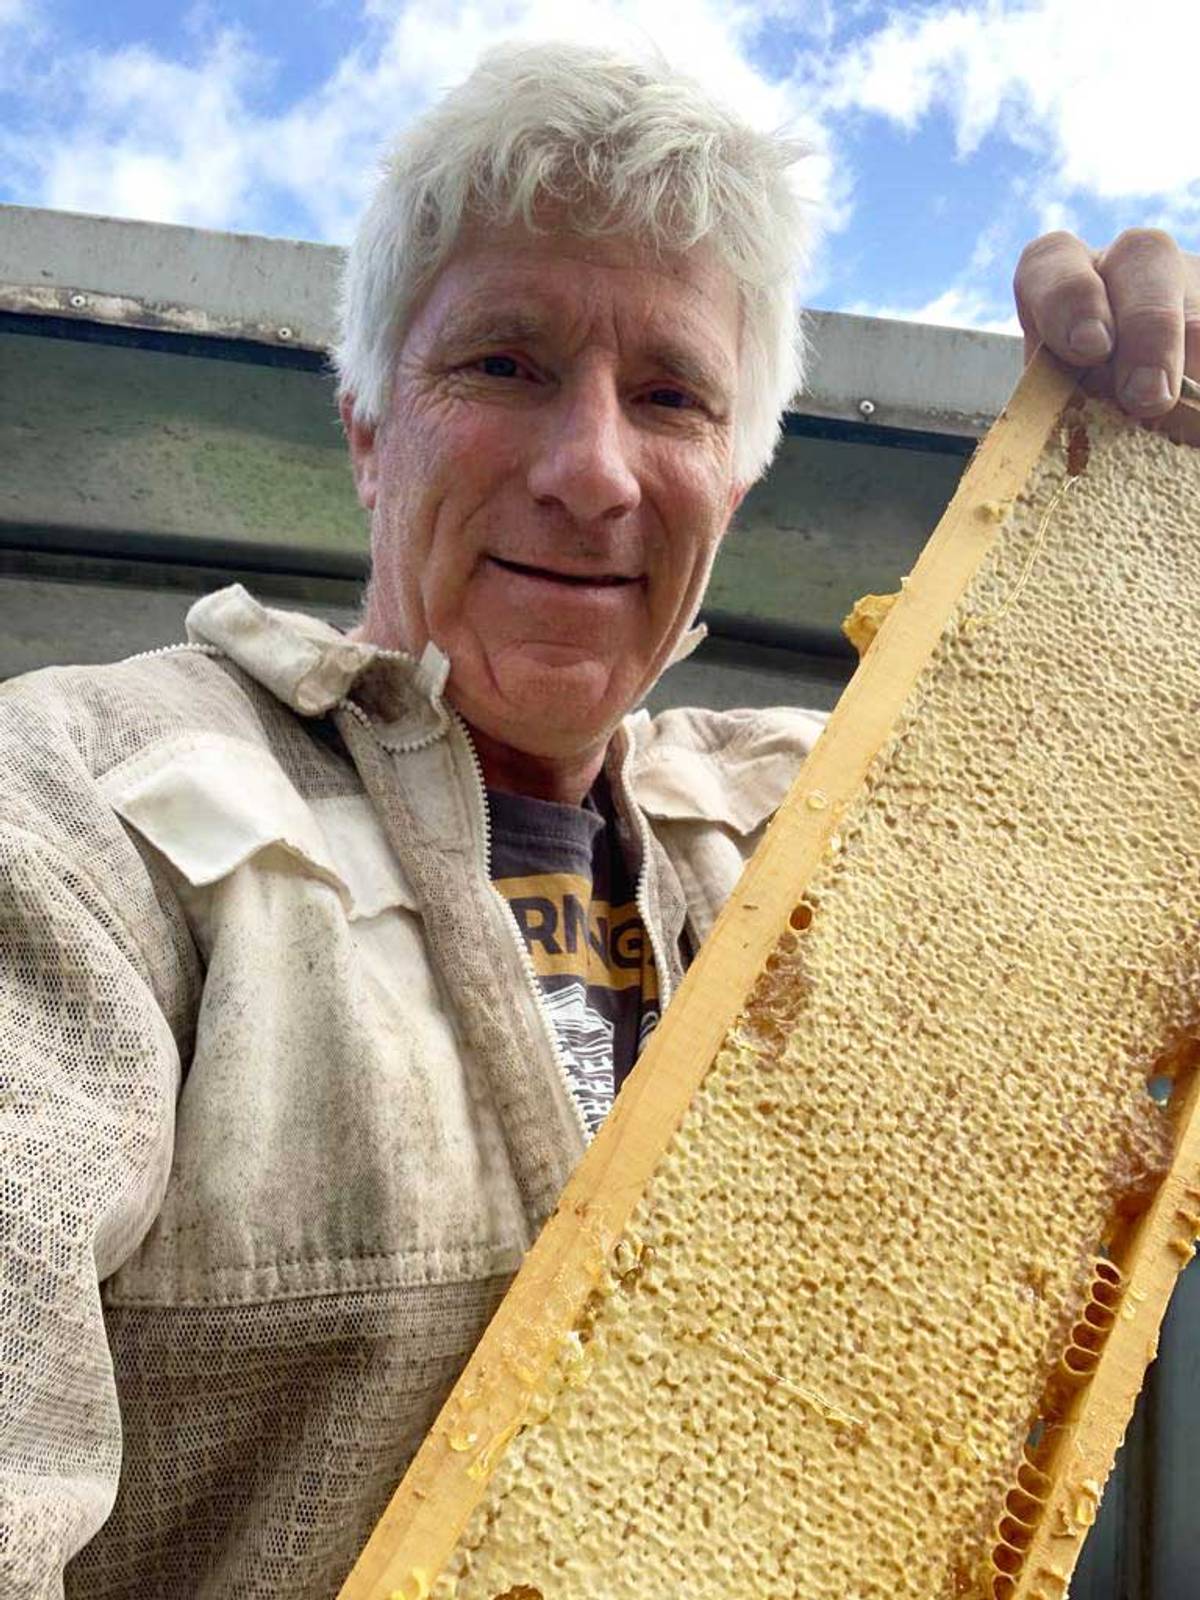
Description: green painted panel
1148,1259,1200,1598
0,332,366,554
682,432,965,636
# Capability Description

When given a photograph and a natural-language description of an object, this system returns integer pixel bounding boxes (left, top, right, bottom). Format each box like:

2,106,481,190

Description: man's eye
477,354,522,379
647,387,694,410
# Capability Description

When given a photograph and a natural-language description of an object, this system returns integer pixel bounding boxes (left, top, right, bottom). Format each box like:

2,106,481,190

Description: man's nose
526,375,642,523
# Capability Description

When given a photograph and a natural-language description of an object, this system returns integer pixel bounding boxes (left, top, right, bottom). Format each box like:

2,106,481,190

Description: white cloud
966,217,1008,275
6,0,844,265
266,0,845,246
37,32,262,229
848,286,1021,338
819,0,1200,227
11,0,1191,328
1033,196,1080,238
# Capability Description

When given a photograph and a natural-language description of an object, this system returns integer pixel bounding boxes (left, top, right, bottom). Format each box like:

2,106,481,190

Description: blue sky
1,0,1197,334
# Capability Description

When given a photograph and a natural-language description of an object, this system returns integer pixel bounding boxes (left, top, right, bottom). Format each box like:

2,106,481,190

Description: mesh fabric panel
0,646,457,1598
68,1283,508,1598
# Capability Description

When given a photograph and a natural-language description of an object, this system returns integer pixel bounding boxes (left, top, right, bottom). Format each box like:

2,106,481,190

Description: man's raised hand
1014,228,1200,418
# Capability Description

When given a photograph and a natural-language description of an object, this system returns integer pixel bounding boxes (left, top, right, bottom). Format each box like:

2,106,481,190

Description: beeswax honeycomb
391,394,1200,1600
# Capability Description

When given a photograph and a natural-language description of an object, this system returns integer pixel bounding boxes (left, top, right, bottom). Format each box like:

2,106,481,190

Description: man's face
345,220,743,762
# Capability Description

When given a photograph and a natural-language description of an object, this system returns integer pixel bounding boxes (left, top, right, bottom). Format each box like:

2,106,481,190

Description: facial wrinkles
383,338,722,638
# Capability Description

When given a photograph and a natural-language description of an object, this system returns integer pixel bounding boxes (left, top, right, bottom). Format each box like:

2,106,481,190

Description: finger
1097,228,1186,417
1184,252,1200,384
1014,232,1114,368
1019,309,1039,367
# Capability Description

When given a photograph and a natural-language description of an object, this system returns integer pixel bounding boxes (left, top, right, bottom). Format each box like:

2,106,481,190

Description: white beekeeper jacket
0,584,824,1598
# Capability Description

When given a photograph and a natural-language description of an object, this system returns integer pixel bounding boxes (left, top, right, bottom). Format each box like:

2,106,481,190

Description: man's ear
339,394,380,512
726,481,749,524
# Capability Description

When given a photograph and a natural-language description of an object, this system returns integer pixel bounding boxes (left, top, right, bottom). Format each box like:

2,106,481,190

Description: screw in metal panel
277,326,294,340
69,293,87,308
858,398,876,418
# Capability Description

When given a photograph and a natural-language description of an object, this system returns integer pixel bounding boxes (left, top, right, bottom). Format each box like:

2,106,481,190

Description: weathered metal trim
0,522,368,582
701,608,856,661
0,281,323,350
0,203,341,350
798,308,1024,439
0,544,364,610
0,309,330,371
0,307,983,458
2,206,1027,434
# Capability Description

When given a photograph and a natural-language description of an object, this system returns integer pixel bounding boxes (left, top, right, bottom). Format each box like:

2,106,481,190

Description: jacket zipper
618,730,675,1014
122,642,222,665
328,645,604,1146
448,708,591,1148
141,616,635,1144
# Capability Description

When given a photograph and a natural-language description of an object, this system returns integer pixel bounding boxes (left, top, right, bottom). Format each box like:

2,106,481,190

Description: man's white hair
335,41,814,485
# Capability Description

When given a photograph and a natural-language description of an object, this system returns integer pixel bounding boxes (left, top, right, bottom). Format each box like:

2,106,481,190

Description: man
2,40,1196,1599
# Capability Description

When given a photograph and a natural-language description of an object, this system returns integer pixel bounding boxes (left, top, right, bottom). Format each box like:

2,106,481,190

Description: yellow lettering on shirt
494,872,659,999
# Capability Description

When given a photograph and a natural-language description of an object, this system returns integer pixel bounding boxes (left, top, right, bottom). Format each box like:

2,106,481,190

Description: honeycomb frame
338,355,1200,1600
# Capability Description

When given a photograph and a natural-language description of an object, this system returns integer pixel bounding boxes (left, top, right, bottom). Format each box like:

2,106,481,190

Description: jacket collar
186,585,382,714
186,583,707,738
185,585,803,834
185,585,453,748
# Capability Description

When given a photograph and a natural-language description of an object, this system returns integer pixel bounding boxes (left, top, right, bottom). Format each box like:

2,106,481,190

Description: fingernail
1068,318,1113,359
1121,366,1172,410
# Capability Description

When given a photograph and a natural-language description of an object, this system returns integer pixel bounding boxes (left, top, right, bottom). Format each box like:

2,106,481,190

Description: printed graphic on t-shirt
540,983,615,1139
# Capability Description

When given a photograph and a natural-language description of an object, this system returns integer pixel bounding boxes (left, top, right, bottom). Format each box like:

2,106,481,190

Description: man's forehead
418,236,740,381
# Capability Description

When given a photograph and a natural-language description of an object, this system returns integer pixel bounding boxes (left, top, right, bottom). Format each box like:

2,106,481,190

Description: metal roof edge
799,308,1023,438
0,204,342,351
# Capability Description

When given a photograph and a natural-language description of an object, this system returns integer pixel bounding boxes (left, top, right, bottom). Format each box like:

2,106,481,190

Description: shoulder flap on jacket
624,705,828,836
99,734,416,920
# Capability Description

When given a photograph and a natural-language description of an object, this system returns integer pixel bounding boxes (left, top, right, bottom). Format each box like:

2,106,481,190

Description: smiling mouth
489,556,638,588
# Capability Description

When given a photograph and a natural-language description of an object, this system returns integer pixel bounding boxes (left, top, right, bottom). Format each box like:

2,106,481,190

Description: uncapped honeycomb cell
433,400,1200,1600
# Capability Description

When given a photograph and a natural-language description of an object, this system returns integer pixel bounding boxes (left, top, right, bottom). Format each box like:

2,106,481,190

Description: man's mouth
488,556,638,588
